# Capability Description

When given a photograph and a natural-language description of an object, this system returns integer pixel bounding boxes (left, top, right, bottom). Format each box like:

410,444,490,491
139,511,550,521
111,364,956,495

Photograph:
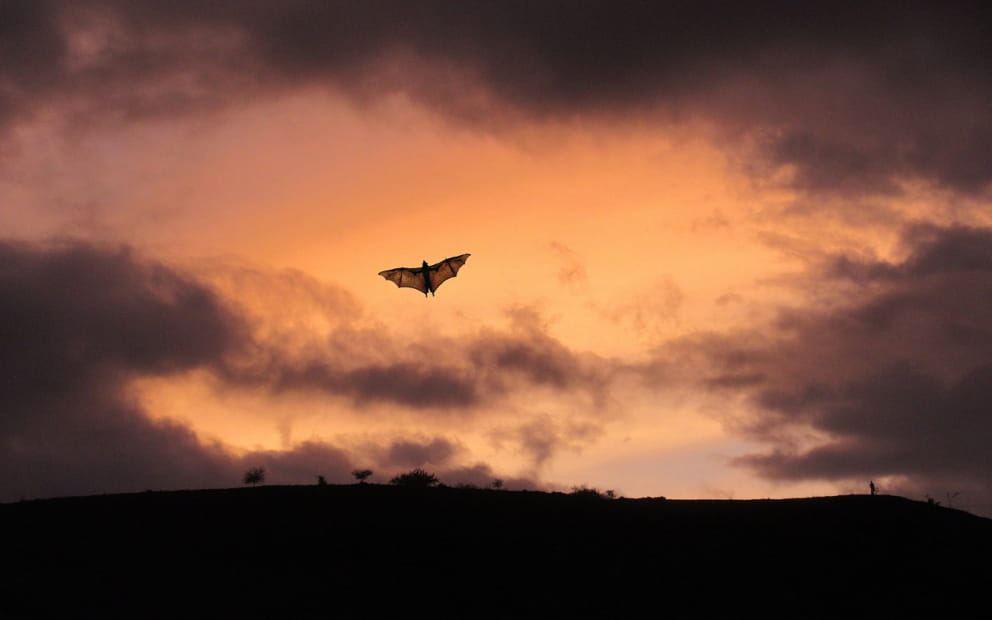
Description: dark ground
3,485,989,618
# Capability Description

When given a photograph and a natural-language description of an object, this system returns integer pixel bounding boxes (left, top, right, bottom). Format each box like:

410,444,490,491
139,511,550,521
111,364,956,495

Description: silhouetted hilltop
3,486,989,618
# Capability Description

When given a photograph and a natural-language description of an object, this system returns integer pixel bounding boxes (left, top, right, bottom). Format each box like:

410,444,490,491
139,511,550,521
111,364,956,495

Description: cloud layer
2,1,991,196
221,303,612,413
0,240,249,499
694,225,992,503
5,223,992,505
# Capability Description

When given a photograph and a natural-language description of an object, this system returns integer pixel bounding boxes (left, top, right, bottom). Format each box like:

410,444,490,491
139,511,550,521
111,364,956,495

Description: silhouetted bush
243,467,265,486
569,485,606,499
491,479,504,490
317,475,327,486
390,468,439,487
352,469,373,484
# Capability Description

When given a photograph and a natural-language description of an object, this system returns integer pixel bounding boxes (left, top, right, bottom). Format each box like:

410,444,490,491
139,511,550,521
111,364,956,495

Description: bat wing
427,253,471,292
378,267,429,294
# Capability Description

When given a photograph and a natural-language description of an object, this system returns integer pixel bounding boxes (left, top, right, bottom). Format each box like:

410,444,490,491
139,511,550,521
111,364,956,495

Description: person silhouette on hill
869,480,876,496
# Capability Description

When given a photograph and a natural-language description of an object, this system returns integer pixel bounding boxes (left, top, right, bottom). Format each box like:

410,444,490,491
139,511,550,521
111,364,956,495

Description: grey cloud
0,1,64,127
224,307,613,412
243,359,481,409
0,239,276,500
0,240,244,408
384,437,460,468
1,2,990,196
689,225,992,508
828,225,992,283
898,226,992,276
469,332,585,391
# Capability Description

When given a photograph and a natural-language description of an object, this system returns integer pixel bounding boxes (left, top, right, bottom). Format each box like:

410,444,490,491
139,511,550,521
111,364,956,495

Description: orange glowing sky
3,2,992,512
0,93,911,498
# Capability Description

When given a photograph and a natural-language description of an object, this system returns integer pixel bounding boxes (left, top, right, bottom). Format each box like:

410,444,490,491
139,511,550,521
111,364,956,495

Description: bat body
378,253,470,297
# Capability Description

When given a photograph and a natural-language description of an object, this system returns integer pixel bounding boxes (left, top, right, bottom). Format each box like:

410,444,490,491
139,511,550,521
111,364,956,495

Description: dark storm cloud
224,305,612,412
692,225,992,501
2,1,990,195
468,325,603,393
383,437,460,468
0,239,353,500
0,239,243,404
829,225,992,282
244,358,482,409
0,1,63,125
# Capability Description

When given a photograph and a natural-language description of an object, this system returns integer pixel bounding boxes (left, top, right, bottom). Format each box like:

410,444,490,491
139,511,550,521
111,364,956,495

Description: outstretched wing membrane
428,253,471,292
378,267,429,294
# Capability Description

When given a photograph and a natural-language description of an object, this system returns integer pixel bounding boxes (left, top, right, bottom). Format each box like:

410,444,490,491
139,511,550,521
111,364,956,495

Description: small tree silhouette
352,469,374,484
243,467,265,486
317,475,327,486
390,468,439,487
491,478,504,490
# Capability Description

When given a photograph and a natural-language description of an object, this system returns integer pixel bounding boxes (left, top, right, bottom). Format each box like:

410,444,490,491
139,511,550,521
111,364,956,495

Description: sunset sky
3,1,992,513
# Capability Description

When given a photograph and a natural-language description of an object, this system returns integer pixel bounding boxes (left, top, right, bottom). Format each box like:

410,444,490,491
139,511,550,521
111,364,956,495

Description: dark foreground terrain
3,486,990,617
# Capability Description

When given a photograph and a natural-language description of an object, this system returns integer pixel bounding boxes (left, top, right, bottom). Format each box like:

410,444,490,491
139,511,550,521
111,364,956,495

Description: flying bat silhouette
378,254,471,297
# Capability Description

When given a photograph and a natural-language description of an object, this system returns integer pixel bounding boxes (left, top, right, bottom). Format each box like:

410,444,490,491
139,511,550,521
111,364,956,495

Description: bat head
421,260,429,270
